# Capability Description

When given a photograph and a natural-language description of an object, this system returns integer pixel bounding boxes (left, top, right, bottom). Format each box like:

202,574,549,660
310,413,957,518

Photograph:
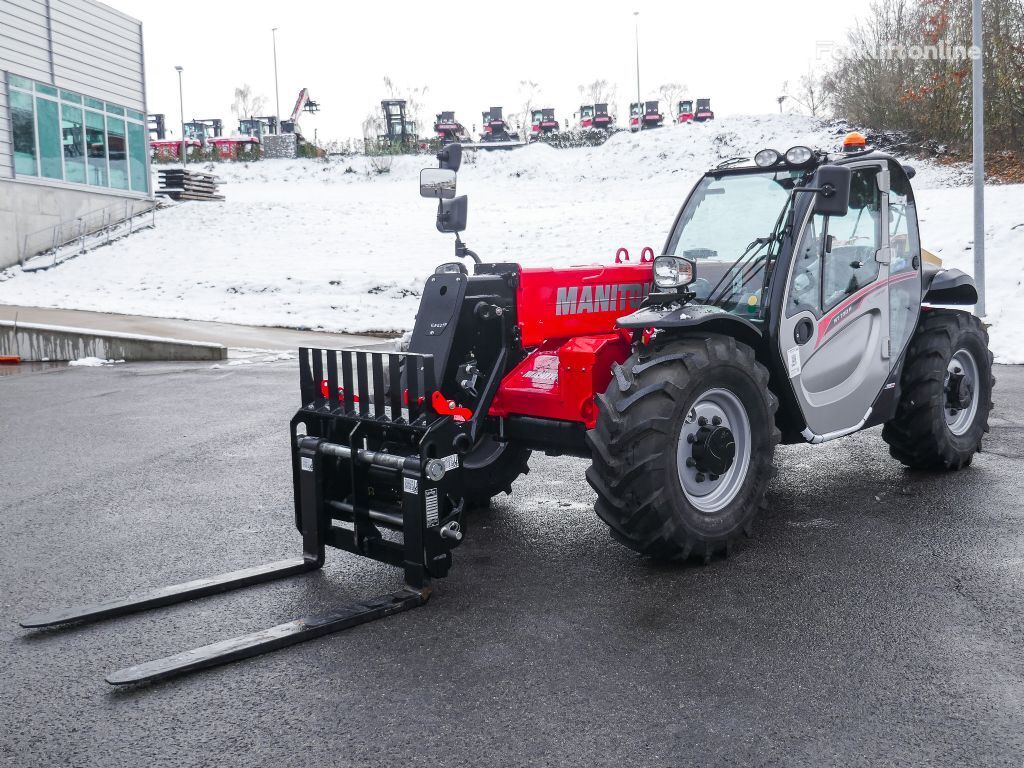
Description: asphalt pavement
1,359,1022,768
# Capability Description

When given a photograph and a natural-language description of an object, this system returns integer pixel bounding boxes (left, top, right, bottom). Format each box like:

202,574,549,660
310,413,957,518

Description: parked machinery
530,108,559,139
434,111,470,145
380,99,418,149
480,106,518,142
694,98,715,121
630,101,665,130
677,100,695,123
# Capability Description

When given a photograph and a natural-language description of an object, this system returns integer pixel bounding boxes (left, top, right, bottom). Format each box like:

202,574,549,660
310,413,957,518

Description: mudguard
618,303,762,349
923,268,978,306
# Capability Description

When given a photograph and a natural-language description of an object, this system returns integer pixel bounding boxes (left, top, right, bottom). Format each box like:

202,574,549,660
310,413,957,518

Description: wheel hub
690,424,736,477
945,368,973,412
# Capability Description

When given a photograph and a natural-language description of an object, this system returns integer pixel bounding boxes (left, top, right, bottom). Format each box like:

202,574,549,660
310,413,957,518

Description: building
0,0,151,269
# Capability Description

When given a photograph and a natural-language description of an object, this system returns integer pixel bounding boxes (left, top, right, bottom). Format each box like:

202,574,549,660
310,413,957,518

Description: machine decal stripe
816,271,919,346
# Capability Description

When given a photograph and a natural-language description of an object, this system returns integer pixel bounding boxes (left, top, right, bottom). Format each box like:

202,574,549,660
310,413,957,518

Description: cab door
778,163,894,438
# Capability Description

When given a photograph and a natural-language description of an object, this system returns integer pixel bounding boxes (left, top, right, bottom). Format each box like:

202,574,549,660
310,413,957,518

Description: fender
923,268,978,306
617,303,763,350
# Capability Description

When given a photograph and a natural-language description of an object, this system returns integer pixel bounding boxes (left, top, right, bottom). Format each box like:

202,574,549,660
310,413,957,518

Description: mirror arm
455,234,481,265
794,185,836,199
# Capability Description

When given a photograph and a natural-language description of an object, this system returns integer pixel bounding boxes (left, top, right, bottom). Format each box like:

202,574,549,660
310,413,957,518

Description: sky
109,0,866,143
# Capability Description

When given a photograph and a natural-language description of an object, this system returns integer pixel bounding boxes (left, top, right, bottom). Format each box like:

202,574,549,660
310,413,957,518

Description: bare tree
517,80,542,136
785,68,829,116
231,84,267,118
657,82,688,114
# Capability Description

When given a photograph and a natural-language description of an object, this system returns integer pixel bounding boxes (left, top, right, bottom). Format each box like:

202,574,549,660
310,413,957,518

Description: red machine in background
434,111,469,145
629,101,664,130
578,103,614,130
694,98,715,121
529,108,559,139
677,99,695,123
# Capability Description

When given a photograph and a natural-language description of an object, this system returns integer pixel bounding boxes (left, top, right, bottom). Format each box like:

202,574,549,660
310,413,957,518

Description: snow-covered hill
1,114,1021,361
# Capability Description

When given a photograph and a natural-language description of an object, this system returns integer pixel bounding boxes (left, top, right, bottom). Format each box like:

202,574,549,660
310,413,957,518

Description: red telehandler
22,138,993,685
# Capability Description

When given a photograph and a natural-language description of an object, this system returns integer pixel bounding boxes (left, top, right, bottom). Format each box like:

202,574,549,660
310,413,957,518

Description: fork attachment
19,347,469,685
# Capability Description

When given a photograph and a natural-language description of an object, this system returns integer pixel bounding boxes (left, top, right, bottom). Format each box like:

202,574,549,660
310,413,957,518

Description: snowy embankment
0,114,1020,361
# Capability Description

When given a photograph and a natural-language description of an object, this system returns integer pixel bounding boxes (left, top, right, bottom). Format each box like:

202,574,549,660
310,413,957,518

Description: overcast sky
110,0,865,142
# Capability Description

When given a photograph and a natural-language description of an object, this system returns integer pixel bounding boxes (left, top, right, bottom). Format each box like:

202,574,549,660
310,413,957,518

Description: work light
754,148,781,167
785,145,814,166
653,256,696,290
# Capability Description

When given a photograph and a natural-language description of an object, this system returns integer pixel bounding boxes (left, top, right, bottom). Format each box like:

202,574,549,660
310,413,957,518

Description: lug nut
686,434,696,444
698,416,708,427
712,416,722,426
686,458,696,468
708,473,719,481
695,473,706,483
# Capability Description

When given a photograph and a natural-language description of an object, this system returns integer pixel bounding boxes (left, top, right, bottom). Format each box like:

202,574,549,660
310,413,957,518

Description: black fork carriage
20,347,469,685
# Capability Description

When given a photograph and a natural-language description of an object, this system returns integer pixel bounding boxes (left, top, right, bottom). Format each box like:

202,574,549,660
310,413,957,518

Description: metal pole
272,28,281,134
634,11,641,131
175,66,186,169
971,0,986,316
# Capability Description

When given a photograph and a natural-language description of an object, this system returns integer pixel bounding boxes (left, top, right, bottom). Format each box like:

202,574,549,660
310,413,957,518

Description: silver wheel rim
945,348,980,436
676,388,752,514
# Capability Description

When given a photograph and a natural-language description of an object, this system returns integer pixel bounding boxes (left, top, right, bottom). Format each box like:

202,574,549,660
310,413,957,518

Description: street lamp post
634,11,641,132
971,0,986,316
272,27,281,135
175,65,185,169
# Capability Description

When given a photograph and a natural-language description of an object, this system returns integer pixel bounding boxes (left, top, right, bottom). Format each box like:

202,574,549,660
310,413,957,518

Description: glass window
9,73,32,89
36,97,63,179
61,89,82,104
822,168,881,312
106,116,129,189
85,96,105,111
61,104,87,184
10,89,37,176
35,82,58,97
86,110,108,186
787,213,824,317
126,109,145,122
127,120,148,192
106,103,125,116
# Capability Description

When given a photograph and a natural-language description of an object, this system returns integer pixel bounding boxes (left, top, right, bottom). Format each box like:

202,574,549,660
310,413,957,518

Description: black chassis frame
617,150,978,444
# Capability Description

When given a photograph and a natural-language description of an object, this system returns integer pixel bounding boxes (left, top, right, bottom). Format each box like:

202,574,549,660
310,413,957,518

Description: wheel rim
676,388,752,514
944,348,980,436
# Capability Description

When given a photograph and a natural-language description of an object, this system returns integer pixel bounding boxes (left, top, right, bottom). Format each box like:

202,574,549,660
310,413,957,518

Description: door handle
794,318,814,345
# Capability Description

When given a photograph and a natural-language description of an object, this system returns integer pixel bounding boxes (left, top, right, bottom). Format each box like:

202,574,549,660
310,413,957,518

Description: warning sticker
300,456,313,472
403,477,419,495
425,488,439,526
442,454,459,472
787,346,802,378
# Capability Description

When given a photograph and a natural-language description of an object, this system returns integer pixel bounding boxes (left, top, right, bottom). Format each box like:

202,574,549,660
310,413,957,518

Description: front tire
586,335,780,561
882,310,994,470
461,437,531,507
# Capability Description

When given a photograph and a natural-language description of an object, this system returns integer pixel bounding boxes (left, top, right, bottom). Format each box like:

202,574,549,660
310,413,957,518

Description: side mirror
813,165,852,217
420,168,457,199
437,143,462,171
902,163,916,180
437,195,467,233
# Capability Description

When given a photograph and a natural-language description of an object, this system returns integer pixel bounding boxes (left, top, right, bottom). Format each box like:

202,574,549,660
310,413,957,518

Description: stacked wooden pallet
156,169,224,201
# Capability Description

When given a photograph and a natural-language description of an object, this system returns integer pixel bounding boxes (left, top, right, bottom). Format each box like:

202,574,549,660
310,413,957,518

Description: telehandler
21,134,993,684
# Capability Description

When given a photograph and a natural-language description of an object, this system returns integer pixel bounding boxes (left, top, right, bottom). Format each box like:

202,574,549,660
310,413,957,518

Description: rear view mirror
437,195,467,233
420,168,457,199
813,165,852,217
438,143,462,171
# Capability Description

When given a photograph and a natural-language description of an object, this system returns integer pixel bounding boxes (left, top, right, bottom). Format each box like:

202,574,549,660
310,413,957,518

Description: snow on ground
0,113,1021,361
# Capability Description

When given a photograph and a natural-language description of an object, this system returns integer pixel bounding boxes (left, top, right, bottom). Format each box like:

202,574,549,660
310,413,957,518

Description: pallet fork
20,348,467,685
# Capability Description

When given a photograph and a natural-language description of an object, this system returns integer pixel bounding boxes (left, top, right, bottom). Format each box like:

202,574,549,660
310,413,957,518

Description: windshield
665,169,805,318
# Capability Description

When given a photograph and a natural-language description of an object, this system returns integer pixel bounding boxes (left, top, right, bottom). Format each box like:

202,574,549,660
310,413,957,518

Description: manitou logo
555,283,652,316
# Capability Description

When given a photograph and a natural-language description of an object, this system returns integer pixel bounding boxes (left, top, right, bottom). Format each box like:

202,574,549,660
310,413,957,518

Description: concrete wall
0,319,227,362
0,179,150,268
0,0,150,267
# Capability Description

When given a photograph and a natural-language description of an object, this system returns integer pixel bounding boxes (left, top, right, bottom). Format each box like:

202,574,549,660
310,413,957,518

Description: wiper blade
705,237,771,306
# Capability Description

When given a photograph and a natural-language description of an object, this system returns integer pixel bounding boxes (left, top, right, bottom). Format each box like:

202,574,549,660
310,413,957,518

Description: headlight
785,145,814,166
754,148,780,167
653,256,695,290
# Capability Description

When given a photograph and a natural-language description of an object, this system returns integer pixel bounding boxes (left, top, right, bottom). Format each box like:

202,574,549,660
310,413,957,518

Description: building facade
0,0,150,269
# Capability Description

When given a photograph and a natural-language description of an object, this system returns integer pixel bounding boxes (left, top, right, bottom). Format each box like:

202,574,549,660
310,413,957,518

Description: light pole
175,65,185,168
971,0,986,315
633,11,641,131
272,27,281,135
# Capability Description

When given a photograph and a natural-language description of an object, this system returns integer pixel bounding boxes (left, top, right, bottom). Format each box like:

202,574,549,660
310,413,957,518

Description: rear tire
586,335,780,561
882,310,994,470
